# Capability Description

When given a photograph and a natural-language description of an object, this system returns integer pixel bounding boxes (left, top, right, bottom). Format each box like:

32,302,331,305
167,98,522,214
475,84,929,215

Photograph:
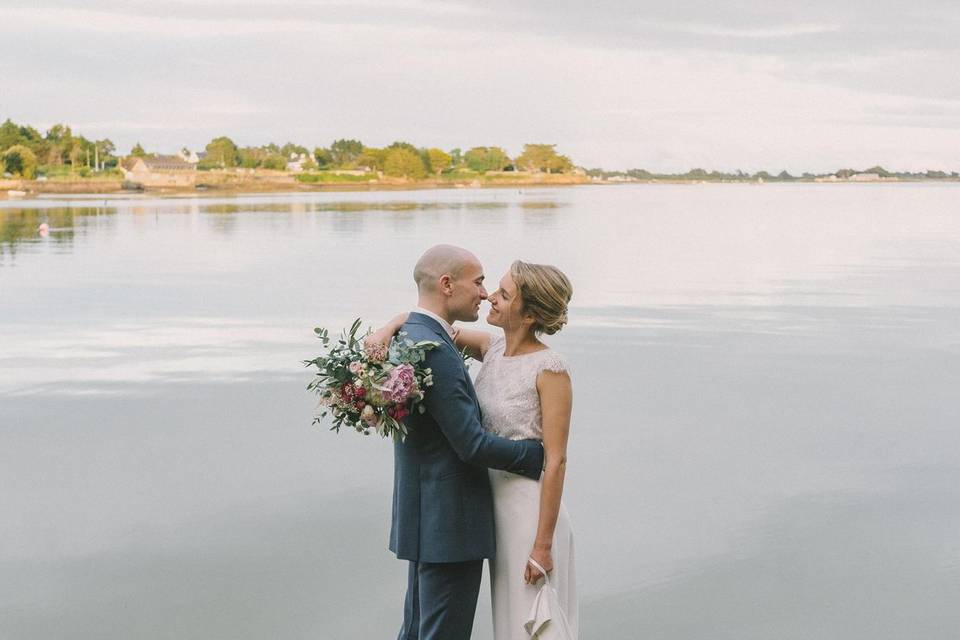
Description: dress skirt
488,468,578,640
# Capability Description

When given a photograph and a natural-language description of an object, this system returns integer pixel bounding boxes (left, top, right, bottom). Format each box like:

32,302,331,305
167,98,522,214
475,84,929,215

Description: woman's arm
525,369,573,584
364,312,408,350
451,327,493,362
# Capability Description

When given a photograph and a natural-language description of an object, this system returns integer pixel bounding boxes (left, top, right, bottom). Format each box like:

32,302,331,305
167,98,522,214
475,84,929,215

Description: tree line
586,166,960,182
1,118,577,180
1,119,116,179
192,136,575,177
5,118,958,182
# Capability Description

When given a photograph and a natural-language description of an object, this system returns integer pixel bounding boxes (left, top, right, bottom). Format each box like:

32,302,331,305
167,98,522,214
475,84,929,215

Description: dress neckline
499,345,551,359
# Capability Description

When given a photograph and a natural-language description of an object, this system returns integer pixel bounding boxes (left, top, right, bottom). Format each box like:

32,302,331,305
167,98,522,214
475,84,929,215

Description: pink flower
349,361,364,376
381,364,416,403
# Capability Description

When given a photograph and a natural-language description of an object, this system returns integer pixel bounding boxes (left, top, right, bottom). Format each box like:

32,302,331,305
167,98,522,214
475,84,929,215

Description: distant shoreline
2,175,959,200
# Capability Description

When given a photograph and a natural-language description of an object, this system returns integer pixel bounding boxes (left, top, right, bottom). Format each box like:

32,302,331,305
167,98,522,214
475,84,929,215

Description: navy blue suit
391,313,544,639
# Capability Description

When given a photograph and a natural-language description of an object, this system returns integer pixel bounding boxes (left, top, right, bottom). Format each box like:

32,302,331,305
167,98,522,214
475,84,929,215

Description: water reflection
2,185,959,640
198,200,513,215
0,206,114,260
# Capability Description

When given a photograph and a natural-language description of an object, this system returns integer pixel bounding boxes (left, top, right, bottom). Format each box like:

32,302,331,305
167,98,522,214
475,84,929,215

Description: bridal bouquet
305,319,439,442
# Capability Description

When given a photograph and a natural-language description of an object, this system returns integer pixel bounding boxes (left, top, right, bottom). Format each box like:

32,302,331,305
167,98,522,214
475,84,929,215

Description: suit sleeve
424,345,544,480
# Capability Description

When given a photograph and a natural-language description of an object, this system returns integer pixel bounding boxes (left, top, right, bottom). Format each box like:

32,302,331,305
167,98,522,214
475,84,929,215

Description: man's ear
439,274,453,295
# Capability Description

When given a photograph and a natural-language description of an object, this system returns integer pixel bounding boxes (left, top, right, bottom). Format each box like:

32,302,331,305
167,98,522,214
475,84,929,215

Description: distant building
121,156,196,187
177,149,201,164
286,152,311,173
849,173,882,182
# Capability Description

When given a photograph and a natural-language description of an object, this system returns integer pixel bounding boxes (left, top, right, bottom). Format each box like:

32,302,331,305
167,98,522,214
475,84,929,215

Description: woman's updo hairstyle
509,260,573,336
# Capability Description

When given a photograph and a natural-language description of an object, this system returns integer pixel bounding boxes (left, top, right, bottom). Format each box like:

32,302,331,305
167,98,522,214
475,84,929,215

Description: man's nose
479,286,488,299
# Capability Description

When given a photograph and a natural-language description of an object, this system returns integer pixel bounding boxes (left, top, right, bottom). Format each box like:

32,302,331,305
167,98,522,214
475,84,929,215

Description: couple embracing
366,244,578,639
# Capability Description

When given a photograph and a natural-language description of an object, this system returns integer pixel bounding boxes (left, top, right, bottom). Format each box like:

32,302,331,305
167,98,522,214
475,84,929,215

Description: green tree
2,145,38,179
463,146,510,172
864,165,891,177
68,142,83,170
205,136,239,167
357,147,385,171
313,147,333,169
514,144,572,173
238,146,265,168
280,142,308,158
449,148,462,167
44,123,74,165
426,148,451,176
0,119,21,150
95,139,117,169
97,139,116,157
387,141,418,153
131,142,148,157
262,155,288,170
329,139,364,167
384,147,427,178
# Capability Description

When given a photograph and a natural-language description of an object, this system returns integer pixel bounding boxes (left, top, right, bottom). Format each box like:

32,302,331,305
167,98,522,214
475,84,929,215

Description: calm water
1,185,959,639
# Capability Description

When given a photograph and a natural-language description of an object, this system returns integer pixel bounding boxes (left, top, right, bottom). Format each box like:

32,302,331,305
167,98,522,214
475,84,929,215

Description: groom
391,245,544,639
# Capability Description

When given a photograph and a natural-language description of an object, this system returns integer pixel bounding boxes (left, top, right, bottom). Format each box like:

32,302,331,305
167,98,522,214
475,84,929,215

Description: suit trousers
398,558,484,640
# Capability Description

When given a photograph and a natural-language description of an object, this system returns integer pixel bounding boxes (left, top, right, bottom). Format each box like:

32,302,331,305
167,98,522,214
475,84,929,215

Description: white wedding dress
475,335,579,640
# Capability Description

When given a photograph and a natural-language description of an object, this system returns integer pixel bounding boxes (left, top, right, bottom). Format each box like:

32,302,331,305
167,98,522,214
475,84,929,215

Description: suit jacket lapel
407,313,478,411
408,312,457,352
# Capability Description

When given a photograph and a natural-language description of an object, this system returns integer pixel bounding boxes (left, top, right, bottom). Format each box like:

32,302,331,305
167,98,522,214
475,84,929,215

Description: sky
1,0,959,172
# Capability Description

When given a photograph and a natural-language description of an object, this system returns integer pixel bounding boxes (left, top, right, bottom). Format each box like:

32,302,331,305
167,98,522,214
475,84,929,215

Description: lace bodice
474,335,570,441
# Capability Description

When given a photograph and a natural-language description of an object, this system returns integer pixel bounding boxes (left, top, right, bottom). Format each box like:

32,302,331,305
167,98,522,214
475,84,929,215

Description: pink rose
381,364,416,403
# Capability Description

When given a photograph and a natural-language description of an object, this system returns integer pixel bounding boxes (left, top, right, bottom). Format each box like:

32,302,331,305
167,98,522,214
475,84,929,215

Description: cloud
2,0,959,170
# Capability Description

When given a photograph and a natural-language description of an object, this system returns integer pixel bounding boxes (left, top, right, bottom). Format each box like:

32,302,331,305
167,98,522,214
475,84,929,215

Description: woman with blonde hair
370,258,578,639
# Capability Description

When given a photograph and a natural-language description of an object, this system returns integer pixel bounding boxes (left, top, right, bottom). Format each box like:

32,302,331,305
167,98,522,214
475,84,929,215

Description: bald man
388,245,544,639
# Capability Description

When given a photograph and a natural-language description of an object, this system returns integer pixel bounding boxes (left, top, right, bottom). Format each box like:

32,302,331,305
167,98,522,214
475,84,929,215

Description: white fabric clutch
524,558,576,640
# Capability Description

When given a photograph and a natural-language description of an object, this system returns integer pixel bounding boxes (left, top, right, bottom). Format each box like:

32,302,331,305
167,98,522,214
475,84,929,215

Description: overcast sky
1,0,959,172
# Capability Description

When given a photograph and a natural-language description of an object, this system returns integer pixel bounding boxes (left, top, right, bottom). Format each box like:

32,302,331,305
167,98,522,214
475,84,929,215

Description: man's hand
525,544,553,584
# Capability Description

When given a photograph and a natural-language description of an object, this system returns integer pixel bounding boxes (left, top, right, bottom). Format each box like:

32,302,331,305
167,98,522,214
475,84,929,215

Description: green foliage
514,143,572,173
280,142,308,158
463,146,510,172
330,139,364,167
205,136,239,167
387,141,418,153
261,155,288,171
864,165,891,178
296,172,371,183
357,147,386,171
130,142,147,157
384,147,427,178
0,119,43,155
313,147,333,169
2,144,38,178
426,148,452,175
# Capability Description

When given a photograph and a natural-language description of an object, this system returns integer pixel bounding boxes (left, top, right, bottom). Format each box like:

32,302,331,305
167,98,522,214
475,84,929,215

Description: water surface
2,184,959,639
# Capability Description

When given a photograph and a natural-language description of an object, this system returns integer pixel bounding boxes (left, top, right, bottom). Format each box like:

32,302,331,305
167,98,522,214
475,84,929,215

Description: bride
372,259,578,639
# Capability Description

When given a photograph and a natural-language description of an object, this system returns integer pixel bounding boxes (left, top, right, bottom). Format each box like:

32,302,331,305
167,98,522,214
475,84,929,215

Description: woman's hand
363,326,395,352
525,544,554,584
363,313,409,353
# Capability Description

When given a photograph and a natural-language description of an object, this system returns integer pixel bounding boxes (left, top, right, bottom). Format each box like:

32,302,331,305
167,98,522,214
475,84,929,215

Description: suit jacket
389,312,544,563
